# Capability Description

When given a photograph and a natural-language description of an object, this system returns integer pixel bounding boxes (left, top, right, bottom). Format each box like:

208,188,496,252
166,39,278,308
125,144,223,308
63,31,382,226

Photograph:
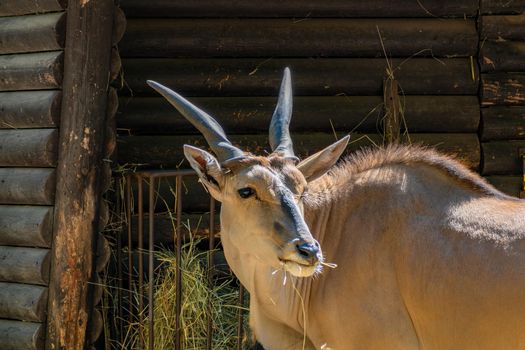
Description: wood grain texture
123,58,478,96
0,282,48,322
0,205,53,248
481,107,525,140
482,140,525,175
482,0,525,14
480,41,525,72
120,0,478,18
0,51,63,91
0,0,66,16
0,90,61,129
0,12,66,54
482,73,525,106
0,129,58,167
118,95,479,135
481,14,525,40
0,247,50,285
0,168,55,205
0,319,43,350
121,18,477,58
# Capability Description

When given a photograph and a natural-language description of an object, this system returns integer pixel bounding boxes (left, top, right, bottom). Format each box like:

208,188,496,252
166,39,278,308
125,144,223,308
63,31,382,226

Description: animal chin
281,259,318,277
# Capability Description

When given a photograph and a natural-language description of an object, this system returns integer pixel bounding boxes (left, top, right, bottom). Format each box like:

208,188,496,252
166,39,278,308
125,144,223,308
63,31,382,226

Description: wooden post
46,0,114,349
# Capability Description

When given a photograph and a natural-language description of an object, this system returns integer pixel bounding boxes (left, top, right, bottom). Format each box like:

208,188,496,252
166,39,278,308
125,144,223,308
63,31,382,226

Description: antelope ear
183,145,223,201
297,135,350,182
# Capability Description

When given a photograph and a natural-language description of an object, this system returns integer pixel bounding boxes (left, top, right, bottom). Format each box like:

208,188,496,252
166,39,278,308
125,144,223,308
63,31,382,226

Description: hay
122,238,247,350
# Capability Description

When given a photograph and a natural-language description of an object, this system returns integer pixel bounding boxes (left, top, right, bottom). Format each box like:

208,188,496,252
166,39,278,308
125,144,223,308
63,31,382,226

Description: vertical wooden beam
46,1,114,349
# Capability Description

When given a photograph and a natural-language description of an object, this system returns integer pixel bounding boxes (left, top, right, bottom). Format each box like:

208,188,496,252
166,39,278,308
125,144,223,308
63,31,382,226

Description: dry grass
119,238,248,350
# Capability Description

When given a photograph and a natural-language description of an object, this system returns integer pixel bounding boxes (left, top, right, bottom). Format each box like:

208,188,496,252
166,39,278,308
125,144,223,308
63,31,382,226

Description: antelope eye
238,187,255,199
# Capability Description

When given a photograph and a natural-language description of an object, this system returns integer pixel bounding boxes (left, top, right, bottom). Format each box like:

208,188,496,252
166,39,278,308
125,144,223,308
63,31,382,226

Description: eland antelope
147,69,525,350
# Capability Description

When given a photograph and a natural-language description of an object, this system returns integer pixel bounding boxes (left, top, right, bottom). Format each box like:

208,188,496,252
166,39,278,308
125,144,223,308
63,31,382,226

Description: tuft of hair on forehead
222,153,297,173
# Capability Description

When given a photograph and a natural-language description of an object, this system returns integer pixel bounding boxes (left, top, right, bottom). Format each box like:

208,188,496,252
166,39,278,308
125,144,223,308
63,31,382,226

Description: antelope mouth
279,258,320,277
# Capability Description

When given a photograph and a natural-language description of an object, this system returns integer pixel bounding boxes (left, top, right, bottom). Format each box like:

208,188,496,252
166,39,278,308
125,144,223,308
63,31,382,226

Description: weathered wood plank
0,0,65,16
0,205,53,248
0,90,61,129
0,319,43,350
0,247,50,285
0,129,58,167
0,51,63,91
0,168,55,205
482,73,525,106
481,14,525,40
482,0,525,14
46,0,115,348
118,96,479,135
0,12,66,54
485,176,523,197
482,140,525,175
0,283,47,322
118,133,480,169
121,18,477,58
120,0,478,18
481,106,525,140
480,41,525,72
123,58,478,96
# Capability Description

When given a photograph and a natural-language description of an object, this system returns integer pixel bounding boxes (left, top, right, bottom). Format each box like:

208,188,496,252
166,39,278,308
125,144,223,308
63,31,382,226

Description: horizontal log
0,206,53,248
482,73,525,106
482,140,525,175
0,168,56,205
120,0,478,18
482,0,525,14
123,58,478,97
0,51,63,91
0,12,66,54
0,282,47,322
0,319,43,350
481,107,525,140
121,18,477,58
485,176,523,197
480,41,525,72
118,133,480,170
481,14,525,40
118,95,479,135
0,129,58,167
0,246,50,285
0,90,61,129
91,273,103,307
0,0,65,16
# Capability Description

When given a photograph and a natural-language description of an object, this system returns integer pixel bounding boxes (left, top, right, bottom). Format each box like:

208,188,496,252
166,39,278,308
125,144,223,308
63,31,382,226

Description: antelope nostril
296,243,319,260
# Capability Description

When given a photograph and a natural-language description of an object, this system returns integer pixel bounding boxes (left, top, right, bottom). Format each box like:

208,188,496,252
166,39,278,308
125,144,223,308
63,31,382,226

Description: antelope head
147,69,349,277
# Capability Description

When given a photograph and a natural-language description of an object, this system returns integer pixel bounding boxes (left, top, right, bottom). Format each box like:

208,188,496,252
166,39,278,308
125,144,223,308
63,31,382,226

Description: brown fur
320,144,507,198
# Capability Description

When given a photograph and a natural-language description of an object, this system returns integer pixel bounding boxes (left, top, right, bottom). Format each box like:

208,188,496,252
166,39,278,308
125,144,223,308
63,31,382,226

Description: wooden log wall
116,0,486,213
480,3,525,197
0,3,65,349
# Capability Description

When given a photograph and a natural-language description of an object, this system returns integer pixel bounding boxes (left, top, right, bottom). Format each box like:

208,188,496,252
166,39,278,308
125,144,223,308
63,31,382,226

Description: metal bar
148,177,155,350
175,175,183,350
116,177,123,343
237,285,245,350
137,175,144,348
207,197,216,349
126,176,133,325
